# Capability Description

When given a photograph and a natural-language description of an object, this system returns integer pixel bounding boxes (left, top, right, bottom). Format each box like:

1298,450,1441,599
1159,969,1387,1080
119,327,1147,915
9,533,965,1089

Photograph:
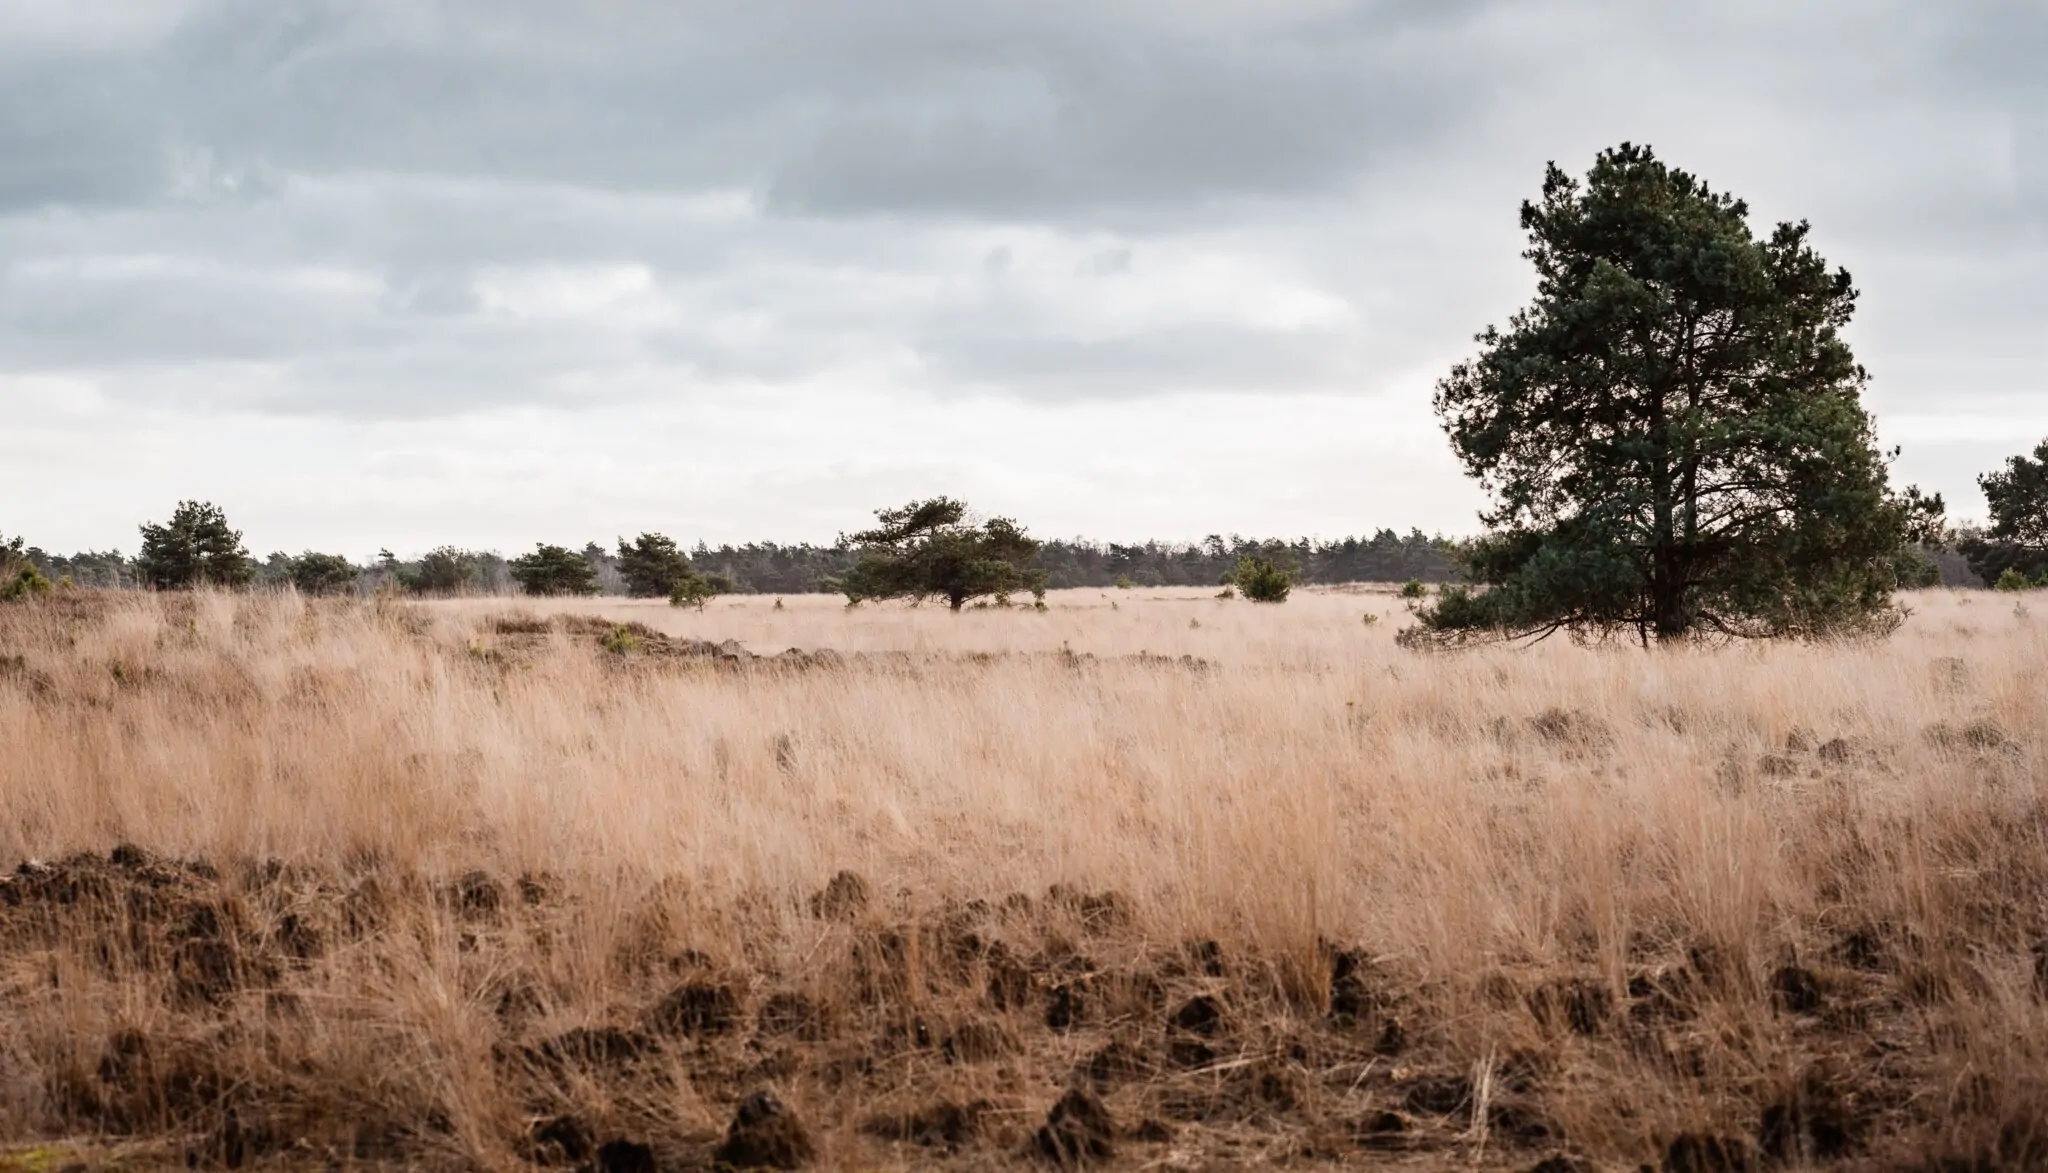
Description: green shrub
1113,574,1135,590
1400,579,1427,599
1,564,52,602
1231,556,1292,603
0,531,51,602
1994,567,2034,592
599,624,643,654
287,551,358,596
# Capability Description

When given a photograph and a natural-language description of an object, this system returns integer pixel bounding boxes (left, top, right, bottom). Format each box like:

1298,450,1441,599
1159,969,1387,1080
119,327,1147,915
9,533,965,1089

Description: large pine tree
1413,144,1929,645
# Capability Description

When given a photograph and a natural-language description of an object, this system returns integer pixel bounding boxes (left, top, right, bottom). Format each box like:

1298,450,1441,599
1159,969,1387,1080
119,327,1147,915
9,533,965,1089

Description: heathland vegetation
5,145,2048,1172
4,588,2047,1171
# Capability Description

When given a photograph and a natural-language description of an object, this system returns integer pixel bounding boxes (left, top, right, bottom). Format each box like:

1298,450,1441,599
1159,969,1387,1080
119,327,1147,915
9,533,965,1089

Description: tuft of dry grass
1,586,2045,1170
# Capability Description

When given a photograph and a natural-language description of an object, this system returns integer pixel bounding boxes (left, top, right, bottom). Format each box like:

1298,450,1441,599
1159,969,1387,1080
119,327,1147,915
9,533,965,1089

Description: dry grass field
2,586,2045,1171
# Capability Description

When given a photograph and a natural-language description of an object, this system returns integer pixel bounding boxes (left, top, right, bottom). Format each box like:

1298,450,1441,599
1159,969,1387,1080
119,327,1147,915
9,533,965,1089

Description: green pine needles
1409,144,1936,647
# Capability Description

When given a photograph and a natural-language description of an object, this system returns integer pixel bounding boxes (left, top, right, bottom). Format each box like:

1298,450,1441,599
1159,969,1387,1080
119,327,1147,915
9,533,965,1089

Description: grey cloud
0,58,165,209
920,325,1358,399
4,0,2039,229
0,0,2042,449
2,0,1510,219
4,0,2047,547
762,21,1484,217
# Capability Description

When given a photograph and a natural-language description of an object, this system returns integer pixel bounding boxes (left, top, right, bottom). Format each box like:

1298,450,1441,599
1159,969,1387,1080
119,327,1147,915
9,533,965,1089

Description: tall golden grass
1,586,2044,1169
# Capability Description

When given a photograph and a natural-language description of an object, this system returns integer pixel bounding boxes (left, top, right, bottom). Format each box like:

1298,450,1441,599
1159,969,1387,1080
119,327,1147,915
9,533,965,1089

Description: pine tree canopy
1411,144,1931,646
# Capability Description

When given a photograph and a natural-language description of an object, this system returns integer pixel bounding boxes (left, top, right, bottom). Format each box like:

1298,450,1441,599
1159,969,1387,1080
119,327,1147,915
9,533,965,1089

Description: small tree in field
668,571,733,610
617,533,695,598
287,552,357,596
839,497,1047,611
1412,144,1928,646
137,501,253,590
509,544,600,596
1230,556,1293,603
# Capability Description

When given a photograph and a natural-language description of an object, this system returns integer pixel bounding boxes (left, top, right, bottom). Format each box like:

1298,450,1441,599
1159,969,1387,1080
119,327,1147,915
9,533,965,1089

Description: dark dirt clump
810,870,871,921
594,1138,657,1173
716,1090,814,1170
648,980,743,1038
1082,1039,1155,1090
1129,1118,1174,1143
1034,1088,1114,1166
1327,946,1380,1023
517,870,563,906
1353,1110,1410,1145
1169,994,1224,1036
757,991,830,1041
1758,1068,1862,1162
1045,981,1083,1030
446,869,504,921
1770,965,1825,1014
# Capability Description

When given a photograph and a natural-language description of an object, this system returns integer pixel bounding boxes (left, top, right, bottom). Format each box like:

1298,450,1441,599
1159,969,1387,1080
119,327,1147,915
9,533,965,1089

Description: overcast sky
3,0,2042,557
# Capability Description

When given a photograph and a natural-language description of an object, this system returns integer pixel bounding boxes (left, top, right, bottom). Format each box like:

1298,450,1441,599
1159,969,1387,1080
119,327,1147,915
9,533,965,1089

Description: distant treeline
21,529,1457,596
